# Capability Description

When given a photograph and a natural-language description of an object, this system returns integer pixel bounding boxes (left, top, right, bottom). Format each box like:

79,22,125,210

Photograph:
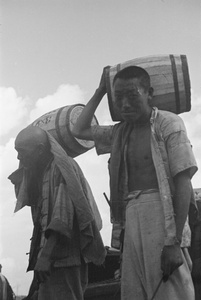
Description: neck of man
132,107,152,127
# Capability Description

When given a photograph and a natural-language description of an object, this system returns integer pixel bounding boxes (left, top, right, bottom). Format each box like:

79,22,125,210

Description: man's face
113,78,152,123
15,142,40,169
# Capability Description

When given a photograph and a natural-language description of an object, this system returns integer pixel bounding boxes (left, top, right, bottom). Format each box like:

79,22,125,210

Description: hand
161,244,183,282
97,66,110,97
114,268,121,280
34,256,52,284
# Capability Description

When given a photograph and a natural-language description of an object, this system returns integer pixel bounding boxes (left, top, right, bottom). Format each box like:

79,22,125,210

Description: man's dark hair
113,65,151,92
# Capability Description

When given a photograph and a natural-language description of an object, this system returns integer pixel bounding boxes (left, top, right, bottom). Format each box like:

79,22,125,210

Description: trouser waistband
124,188,159,202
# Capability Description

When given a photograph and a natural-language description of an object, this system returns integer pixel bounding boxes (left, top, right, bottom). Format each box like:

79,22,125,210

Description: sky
0,0,201,296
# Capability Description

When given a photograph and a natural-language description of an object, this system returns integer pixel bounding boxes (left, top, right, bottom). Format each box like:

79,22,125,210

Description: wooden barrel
31,104,98,157
105,54,191,121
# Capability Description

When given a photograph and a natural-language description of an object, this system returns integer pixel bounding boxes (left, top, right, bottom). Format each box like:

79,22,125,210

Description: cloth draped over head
8,129,106,265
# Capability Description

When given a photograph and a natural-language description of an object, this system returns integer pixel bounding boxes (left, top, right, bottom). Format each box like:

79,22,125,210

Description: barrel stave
31,104,97,157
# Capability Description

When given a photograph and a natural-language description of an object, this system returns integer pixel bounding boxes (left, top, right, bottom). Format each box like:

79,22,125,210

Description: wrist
39,246,53,260
164,236,181,246
38,252,50,261
95,87,106,98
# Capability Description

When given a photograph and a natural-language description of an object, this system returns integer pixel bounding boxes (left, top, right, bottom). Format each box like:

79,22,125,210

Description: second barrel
31,104,98,157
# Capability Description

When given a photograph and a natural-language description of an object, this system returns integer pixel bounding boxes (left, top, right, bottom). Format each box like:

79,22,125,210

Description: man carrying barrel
72,66,197,300
8,126,106,300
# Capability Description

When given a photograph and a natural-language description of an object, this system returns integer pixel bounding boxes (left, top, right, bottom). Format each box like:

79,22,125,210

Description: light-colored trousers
121,191,195,300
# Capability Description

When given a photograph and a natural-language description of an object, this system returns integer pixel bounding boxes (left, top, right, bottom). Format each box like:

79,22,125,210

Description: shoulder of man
48,159,66,186
155,109,186,137
50,155,85,185
112,121,127,136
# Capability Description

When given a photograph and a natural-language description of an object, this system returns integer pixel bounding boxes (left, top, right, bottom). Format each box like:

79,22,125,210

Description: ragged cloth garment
8,132,106,268
121,191,195,300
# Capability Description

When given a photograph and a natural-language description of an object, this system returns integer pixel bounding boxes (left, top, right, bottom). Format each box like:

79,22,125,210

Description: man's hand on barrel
97,66,110,97
161,243,183,282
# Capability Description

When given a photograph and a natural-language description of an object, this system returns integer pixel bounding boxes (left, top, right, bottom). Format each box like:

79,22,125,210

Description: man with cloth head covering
72,65,197,300
9,126,106,300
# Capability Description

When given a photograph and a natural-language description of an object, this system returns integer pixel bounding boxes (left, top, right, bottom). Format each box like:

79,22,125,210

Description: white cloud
0,138,19,181
29,84,85,123
0,138,19,231
0,138,19,258
0,87,28,137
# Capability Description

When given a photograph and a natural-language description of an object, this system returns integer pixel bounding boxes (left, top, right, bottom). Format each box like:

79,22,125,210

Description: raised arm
72,67,108,140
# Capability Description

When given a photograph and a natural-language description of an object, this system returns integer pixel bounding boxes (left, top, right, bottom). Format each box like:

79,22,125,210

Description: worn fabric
32,160,82,268
38,260,88,300
92,108,197,245
121,191,194,300
8,132,106,271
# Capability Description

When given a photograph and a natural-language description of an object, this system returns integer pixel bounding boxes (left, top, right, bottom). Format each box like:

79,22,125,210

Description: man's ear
147,87,154,107
148,87,154,98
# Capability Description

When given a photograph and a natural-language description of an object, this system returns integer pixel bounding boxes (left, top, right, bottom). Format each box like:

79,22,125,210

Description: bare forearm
72,67,108,140
173,171,191,243
72,88,105,140
161,171,191,279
